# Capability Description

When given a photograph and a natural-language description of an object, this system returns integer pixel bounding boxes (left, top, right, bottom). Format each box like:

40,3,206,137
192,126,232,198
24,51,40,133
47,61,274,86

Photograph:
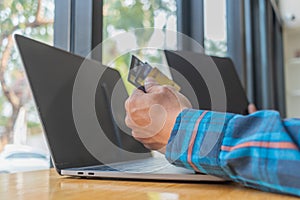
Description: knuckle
161,85,169,92
130,96,139,106
165,85,176,92
126,97,137,111
160,85,172,94
124,99,130,111
125,115,132,127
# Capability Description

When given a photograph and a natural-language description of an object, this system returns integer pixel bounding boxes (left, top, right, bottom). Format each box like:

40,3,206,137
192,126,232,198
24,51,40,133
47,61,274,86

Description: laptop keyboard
76,157,173,173
83,165,119,171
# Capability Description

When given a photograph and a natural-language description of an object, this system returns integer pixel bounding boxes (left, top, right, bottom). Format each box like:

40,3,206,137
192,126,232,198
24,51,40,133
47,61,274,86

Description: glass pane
0,0,54,173
102,0,177,93
204,0,227,57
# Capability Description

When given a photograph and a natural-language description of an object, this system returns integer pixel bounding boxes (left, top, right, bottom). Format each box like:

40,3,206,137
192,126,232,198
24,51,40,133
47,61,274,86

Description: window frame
176,0,204,51
226,0,286,115
54,0,286,116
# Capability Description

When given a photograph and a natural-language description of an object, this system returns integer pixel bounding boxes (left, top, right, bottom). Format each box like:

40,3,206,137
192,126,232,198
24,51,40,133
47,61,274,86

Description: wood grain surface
0,169,298,200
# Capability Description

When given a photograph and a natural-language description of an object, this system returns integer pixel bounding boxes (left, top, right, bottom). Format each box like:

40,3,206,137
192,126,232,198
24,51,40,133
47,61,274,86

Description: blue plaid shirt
165,109,300,196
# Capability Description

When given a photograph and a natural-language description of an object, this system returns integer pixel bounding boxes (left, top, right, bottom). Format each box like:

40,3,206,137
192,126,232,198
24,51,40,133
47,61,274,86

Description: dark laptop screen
15,35,150,171
165,50,249,115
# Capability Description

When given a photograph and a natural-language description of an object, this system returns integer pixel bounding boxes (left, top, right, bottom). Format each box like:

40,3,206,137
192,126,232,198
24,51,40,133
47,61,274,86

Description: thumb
144,77,159,92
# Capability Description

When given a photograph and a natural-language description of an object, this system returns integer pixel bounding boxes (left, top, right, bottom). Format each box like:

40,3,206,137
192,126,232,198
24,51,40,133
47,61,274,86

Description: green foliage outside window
0,0,53,151
102,0,177,94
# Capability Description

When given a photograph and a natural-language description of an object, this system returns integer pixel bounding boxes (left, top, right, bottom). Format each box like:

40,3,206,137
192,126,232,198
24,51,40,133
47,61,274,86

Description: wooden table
0,169,298,200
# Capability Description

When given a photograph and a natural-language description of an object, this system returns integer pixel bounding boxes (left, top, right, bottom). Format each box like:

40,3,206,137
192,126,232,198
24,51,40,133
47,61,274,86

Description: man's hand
125,77,258,153
125,78,192,153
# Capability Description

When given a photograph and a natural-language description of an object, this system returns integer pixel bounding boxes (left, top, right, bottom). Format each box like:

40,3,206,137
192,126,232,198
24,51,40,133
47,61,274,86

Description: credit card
147,67,181,91
128,55,181,91
135,62,152,87
128,55,152,88
128,55,144,87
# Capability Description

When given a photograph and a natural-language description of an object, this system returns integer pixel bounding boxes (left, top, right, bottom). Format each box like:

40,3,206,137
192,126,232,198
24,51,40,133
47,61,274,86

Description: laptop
165,50,249,115
14,34,245,182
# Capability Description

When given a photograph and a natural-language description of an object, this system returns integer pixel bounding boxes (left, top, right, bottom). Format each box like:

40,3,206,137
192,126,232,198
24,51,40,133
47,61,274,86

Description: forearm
165,109,300,196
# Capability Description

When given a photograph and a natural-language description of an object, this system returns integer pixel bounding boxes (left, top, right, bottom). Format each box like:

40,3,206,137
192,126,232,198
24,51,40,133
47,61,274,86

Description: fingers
125,88,146,112
248,103,257,114
124,79,187,152
144,77,159,92
131,87,145,98
125,104,167,137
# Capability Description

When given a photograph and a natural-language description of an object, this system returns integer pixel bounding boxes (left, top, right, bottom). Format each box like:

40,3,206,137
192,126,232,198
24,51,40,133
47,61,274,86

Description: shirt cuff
165,109,234,179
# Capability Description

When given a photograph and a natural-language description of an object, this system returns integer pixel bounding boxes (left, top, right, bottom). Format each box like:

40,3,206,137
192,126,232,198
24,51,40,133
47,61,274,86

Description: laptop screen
15,35,151,171
165,50,249,115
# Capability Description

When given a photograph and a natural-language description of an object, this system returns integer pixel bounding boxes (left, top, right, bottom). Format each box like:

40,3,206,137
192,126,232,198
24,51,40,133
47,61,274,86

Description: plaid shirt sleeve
165,109,300,196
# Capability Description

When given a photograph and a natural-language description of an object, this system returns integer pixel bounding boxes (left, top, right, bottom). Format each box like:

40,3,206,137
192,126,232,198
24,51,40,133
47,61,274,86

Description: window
102,0,177,92
204,0,227,57
0,0,54,173
54,0,286,119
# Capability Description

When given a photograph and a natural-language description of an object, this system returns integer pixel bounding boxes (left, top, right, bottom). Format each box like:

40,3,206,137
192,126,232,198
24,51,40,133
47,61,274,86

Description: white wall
280,0,300,28
283,28,300,118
